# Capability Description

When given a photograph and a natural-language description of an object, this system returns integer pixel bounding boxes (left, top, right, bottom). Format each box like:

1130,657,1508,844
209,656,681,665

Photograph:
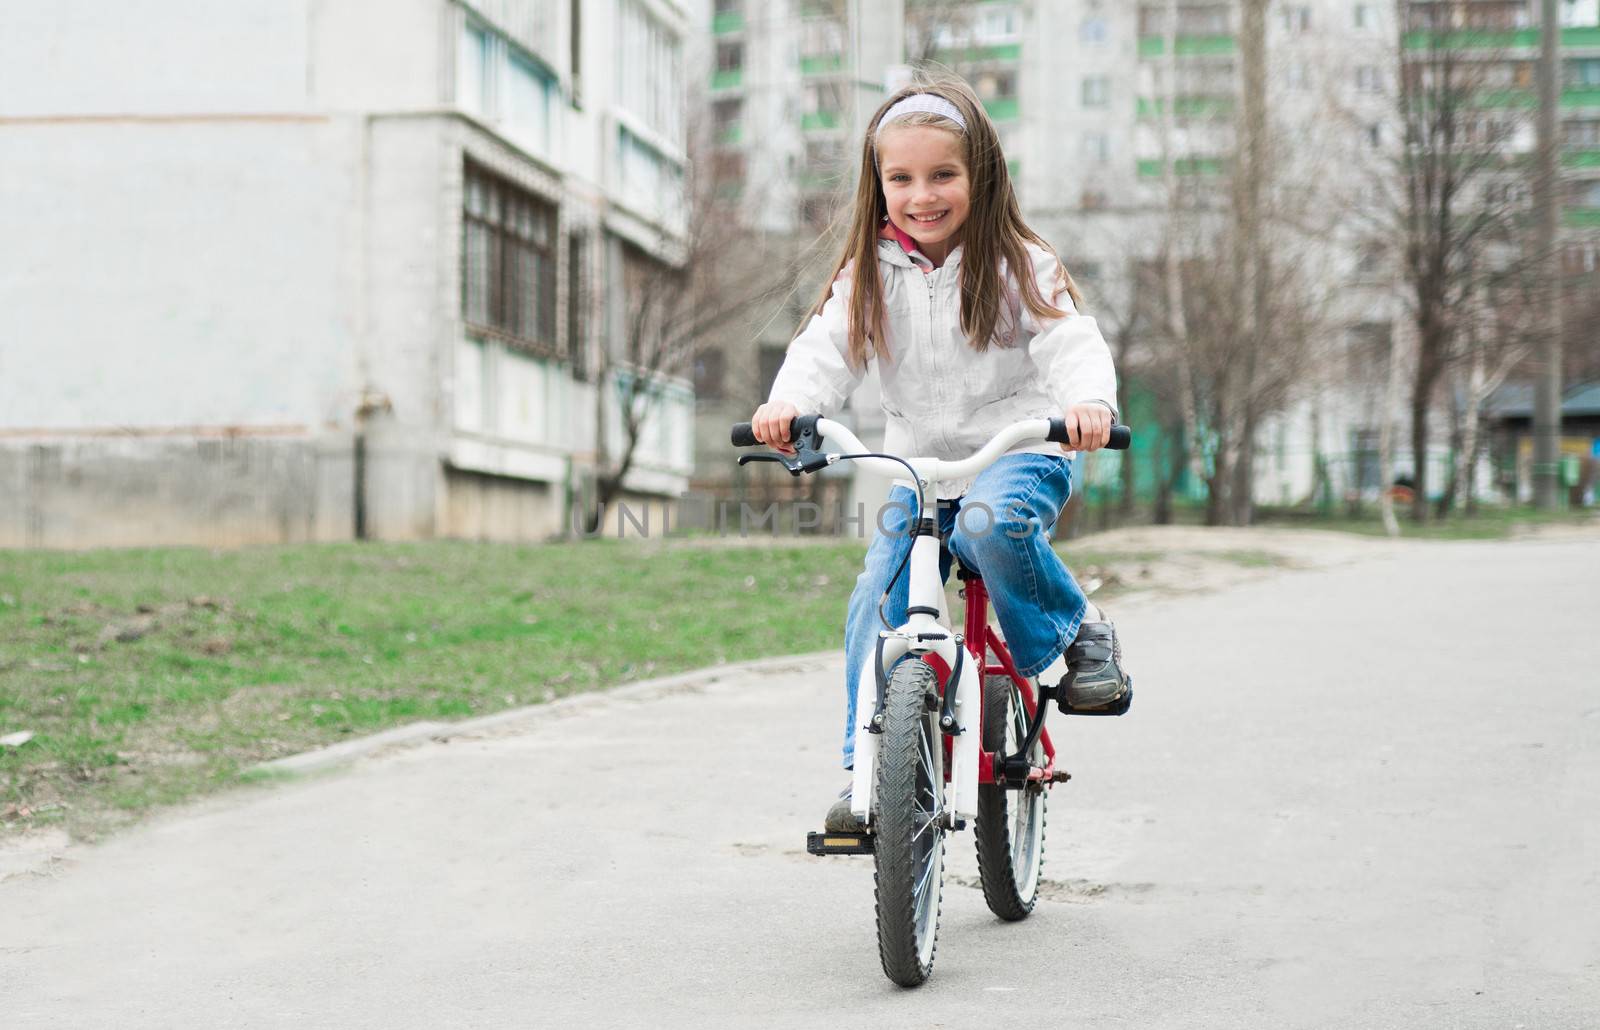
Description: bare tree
1385,0,1543,521
903,0,979,67
582,114,808,534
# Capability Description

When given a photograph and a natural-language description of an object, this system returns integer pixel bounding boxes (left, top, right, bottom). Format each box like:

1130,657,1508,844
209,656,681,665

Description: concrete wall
0,433,352,548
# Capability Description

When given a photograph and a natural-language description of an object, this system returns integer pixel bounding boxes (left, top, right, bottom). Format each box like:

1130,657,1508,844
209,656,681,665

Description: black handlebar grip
731,422,759,447
1047,418,1133,450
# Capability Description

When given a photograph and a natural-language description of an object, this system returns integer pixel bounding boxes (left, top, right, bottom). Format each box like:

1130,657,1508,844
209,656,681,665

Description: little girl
749,79,1130,831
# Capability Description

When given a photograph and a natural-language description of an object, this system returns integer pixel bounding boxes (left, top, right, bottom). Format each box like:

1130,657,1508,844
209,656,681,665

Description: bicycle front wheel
872,659,946,987
974,674,1047,920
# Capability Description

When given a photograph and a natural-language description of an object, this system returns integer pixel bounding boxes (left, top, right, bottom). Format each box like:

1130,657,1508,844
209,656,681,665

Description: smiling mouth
908,211,949,226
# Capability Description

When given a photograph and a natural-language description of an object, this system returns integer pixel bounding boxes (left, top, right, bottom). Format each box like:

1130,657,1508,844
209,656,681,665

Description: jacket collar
876,220,960,274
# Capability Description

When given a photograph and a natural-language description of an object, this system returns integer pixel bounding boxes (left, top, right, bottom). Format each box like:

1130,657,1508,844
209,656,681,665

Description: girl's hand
1061,403,1113,452
751,401,801,455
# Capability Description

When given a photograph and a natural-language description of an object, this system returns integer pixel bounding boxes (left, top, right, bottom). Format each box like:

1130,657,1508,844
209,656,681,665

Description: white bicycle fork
850,529,982,827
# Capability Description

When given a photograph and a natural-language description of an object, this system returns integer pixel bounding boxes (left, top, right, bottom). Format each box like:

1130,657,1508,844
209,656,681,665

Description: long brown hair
806,76,1085,370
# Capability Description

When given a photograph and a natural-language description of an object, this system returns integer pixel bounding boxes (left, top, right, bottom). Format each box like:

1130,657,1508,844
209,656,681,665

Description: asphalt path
2,534,1597,1028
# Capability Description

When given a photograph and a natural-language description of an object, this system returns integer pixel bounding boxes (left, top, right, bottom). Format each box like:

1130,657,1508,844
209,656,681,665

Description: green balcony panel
1138,34,1236,58
1006,158,1021,178
1137,156,1226,177
711,67,743,90
712,10,744,34
1136,95,1235,119
1564,208,1600,227
1566,149,1600,168
717,123,743,145
984,96,1020,121
800,53,845,74
1472,88,1600,110
802,110,841,131
931,42,1022,64
1404,26,1600,51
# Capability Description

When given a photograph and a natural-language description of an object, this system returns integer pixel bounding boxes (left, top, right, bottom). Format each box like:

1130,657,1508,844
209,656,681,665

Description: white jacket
768,239,1119,498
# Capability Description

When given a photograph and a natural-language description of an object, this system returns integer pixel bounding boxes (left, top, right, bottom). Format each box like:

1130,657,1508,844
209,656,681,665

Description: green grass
0,537,1134,841
1252,504,1597,540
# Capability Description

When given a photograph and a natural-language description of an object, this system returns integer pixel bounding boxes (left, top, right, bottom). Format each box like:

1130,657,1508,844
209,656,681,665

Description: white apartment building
0,0,694,548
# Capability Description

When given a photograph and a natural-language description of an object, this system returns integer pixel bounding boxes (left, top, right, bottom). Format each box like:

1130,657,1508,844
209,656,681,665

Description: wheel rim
1005,686,1045,896
911,709,944,967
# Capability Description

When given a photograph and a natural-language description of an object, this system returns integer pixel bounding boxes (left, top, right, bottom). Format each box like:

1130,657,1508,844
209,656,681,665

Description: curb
251,650,838,776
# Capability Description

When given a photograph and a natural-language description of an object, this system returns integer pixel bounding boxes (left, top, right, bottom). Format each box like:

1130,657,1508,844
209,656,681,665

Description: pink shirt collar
878,219,935,273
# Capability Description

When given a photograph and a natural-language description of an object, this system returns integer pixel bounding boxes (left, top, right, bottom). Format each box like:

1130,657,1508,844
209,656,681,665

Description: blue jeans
840,453,1087,768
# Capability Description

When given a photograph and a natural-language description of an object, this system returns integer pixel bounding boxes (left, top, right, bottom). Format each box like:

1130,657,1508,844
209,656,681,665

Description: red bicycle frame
920,573,1056,787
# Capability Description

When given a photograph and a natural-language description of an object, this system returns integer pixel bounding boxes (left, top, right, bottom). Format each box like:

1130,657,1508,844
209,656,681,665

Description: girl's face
877,123,971,266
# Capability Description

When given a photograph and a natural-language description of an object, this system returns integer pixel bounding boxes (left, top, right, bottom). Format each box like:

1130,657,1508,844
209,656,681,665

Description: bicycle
731,413,1132,986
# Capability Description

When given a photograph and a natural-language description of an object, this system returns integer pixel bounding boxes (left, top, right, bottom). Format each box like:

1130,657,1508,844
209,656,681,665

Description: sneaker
1062,605,1129,710
824,784,865,832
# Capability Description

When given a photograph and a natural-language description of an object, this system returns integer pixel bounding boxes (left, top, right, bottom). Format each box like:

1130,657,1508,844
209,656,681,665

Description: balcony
1469,87,1600,109
800,53,845,75
1137,156,1227,177
1136,95,1235,119
983,96,1020,121
711,67,743,91
713,10,744,34
1138,34,1237,58
1563,207,1600,227
1401,26,1600,51
930,42,1022,64
801,110,842,131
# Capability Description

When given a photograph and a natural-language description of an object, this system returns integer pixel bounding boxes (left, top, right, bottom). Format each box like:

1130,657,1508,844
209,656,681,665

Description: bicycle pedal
1059,682,1134,717
806,831,875,856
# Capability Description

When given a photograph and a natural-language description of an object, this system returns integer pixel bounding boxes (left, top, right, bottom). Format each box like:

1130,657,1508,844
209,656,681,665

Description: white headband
878,93,967,132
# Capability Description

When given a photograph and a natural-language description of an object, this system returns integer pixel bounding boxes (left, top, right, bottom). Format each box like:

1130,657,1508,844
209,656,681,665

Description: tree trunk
1409,349,1437,524
1435,385,1464,519
1378,321,1405,538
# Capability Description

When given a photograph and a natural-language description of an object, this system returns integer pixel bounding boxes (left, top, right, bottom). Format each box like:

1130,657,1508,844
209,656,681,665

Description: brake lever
738,452,804,476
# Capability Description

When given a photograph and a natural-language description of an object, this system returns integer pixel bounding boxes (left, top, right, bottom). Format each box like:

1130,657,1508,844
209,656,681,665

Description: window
619,0,685,142
1575,180,1600,207
975,69,1018,101
456,20,559,158
715,0,741,14
713,97,742,143
1083,131,1110,163
1080,188,1109,210
458,23,492,118
567,233,588,378
1081,75,1109,108
1354,3,1373,29
693,349,726,400
1563,0,1600,28
978,6,1020,42
1571,59,1600,88
1080,17,1108,45
1484,180,1530,207
716,41,743,73
463,162,558,354
1566,119,1600,146
1355,66,1382,93
505,50,558,155
617,126,685,225
806,80,849,115
1280,5,1311,32
759,344,787,398
1365,122,1382,149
